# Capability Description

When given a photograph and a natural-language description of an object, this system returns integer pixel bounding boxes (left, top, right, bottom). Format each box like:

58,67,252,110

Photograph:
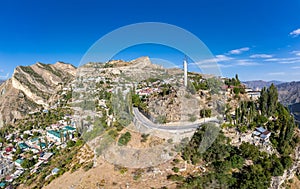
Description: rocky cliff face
276,81,300,105
0,62,76,127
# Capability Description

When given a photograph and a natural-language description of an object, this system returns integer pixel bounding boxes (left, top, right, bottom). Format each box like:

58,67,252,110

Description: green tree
38,138,43,151
21,159,35,169
259,87,268,116
235,74,241,86
239,142,260,162
206,77,222,94
267,84,278,116
230,154,244,169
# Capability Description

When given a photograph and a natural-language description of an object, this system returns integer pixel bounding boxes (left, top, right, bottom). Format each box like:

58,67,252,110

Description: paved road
133,107,219,131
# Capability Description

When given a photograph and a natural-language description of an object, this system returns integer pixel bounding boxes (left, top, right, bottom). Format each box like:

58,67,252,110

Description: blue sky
0,0,300,81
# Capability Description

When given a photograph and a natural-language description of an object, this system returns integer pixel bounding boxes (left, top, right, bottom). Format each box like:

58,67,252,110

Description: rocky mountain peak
130,56,151,64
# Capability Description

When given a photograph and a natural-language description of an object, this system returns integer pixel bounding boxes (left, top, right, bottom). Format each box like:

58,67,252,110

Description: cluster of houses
0,114,77,188
135,78,181,97
244,88,261,100
0,147,24,187
228,126,273,155
136,87,160,96
46,125,76,143
252,126,271,144
221,84,261,100
0,155,14,180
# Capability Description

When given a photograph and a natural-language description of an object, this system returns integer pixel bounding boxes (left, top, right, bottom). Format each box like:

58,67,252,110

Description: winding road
132,107,220,131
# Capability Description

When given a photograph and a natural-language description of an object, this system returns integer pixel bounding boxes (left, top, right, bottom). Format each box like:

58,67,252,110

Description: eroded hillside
0,62,76,127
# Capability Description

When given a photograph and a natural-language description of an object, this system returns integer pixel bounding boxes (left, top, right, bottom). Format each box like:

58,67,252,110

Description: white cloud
264,57,300,64
291,66,300,69
228,47,250,55
192,55,261,68
218,64,233,68
250,54,273,58
191,55,233,65
235,59,260,66
214,55,233,62
268,72,285,76
290,28,300,37
291,51,300,56
192,63,233,69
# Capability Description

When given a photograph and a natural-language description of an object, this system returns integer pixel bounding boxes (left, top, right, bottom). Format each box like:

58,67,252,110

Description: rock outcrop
0,62,76,127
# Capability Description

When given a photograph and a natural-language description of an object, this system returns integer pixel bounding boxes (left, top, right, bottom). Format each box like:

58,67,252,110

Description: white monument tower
183,58,188,87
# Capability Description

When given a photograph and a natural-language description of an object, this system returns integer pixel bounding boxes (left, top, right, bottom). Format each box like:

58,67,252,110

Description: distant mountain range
243,80,283,90
0,80,5,85
243,80,300,105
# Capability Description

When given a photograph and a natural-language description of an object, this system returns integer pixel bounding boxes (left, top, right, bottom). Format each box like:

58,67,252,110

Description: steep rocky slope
289,103,300,124
276,81,300,105
0,62,76,127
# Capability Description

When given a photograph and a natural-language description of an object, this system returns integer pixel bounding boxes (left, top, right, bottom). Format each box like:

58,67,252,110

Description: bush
133,169,144,180
172,167,179,173
167,174,184,182
200,109,211,118
189,115,197,122
108,129,119,139
118,132,131,146
83,161,94,171
156,115,167,124
173,159,180,164
141,133,149,142
281,156,293,169
75,139,84,146
67,140,75,148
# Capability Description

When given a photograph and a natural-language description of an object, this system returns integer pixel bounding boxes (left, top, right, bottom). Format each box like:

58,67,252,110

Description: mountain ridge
243,80,283,90
243,80,300,105
0,61,76,127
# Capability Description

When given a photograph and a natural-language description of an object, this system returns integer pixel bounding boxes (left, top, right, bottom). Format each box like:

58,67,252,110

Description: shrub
141,133,149,142
172,167,179,173
83,161,94,172
118,132,131,146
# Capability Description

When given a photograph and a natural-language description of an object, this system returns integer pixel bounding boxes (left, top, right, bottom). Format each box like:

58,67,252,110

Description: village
0,61,268,188
0,112,78,188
